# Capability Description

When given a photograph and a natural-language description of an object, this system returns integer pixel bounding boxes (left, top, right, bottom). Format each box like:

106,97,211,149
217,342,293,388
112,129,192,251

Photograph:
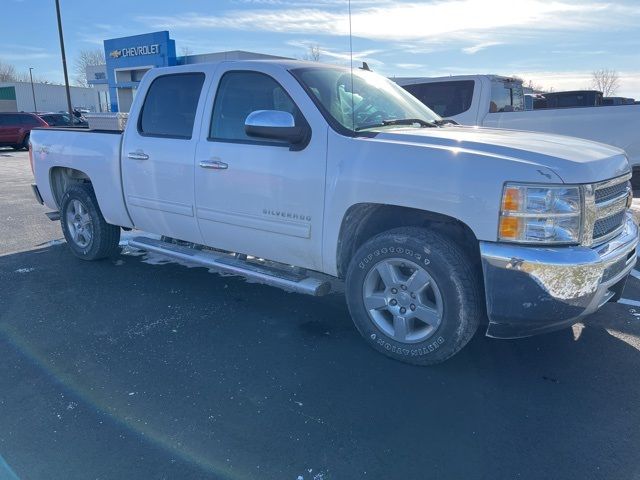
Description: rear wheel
345,227,483,365
60,183,121,260
21,133,29,150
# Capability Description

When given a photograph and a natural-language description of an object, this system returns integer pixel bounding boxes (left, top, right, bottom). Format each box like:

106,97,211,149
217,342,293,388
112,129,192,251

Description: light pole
28,67,37,113
54,0,74,118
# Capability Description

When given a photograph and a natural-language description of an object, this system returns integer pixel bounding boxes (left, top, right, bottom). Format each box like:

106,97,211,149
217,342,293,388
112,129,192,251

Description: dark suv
0,112,47,150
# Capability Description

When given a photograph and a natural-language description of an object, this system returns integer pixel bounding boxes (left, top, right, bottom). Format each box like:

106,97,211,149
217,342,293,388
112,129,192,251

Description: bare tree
0,59,17,82
180,46,194,57
74,49,105,87
524,79,547,92
591,68,620,96
304,44,321,62
0,59,51,84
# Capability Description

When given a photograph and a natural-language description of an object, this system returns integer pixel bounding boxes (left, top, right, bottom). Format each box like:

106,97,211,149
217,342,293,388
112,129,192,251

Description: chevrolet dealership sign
109,44,160,59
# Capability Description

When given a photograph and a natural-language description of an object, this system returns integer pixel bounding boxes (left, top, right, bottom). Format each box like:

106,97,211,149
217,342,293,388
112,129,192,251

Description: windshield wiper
433,119,459,126
356,118,436,131
383,118,436,127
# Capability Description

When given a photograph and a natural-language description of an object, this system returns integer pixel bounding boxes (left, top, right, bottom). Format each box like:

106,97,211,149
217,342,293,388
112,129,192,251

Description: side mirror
244,110,309,147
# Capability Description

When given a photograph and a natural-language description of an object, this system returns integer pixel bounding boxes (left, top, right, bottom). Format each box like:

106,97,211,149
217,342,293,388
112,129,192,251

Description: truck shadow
1,244,639,480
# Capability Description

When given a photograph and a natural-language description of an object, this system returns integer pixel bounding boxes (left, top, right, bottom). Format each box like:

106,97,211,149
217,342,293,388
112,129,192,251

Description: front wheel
60,183,121,260
21,133,30,150
345,227,483,365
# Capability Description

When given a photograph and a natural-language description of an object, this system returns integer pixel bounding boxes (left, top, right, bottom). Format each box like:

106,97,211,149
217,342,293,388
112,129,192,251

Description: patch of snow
15,267,34,273
125,318,169,337
39,238,66,248
619,298,640,307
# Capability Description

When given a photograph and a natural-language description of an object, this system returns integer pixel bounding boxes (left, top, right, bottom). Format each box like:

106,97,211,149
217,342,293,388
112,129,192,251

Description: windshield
291,67,441,132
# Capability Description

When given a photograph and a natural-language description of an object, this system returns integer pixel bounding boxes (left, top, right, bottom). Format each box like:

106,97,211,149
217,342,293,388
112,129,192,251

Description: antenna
348,0,355,131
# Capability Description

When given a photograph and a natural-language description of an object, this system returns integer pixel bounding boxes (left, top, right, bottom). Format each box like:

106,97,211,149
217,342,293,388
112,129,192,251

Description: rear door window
490,80,525,113
139,73,205,139
402,80,474,117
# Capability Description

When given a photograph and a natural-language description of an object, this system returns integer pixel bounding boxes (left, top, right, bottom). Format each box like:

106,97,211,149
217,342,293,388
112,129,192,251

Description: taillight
29,141,34,175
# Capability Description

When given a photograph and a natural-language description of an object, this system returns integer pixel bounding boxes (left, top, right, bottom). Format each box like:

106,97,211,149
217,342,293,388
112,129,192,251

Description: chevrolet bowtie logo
109,50,122,59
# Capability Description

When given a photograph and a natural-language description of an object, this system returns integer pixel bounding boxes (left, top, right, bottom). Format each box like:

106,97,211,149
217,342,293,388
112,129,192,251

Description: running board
128,236,331,296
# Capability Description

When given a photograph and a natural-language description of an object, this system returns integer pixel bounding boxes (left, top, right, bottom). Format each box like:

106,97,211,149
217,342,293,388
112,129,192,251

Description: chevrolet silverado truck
30,60,638,365
395,75,640,182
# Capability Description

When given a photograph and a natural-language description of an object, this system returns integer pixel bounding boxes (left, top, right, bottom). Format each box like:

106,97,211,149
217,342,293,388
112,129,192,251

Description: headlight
499,184,582,244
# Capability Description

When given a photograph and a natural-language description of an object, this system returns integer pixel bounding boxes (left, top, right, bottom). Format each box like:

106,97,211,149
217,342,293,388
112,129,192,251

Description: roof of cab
150,58,346,75
394,74,521,85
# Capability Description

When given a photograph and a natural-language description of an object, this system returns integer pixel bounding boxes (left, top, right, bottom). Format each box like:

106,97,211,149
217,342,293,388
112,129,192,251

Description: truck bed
30,127,133,229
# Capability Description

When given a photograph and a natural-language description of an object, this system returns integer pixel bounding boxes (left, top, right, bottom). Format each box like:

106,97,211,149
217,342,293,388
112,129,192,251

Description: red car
0,112,48,150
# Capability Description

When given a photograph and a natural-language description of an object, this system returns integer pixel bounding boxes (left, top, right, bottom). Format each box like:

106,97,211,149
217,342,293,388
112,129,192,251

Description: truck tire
60,183,121,260
345,227,483,365
21,133,30,150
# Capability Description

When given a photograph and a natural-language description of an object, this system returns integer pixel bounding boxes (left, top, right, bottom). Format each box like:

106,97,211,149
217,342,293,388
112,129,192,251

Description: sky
2,0,640,97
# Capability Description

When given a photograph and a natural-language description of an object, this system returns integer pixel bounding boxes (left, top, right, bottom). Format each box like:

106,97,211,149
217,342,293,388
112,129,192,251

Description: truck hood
373,125,630,184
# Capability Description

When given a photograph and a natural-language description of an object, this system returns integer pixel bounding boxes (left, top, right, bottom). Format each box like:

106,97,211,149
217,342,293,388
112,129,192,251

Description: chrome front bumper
480,213,639,338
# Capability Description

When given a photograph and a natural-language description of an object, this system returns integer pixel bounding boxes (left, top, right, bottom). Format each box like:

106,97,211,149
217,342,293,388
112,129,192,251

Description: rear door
122,70,208,243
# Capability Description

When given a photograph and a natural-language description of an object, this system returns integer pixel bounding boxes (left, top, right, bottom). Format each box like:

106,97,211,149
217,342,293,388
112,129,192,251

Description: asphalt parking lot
2,148,640,480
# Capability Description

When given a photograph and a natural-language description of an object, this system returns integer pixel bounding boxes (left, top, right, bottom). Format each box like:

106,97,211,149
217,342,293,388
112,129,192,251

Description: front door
122,71,207,243
194,68,327,270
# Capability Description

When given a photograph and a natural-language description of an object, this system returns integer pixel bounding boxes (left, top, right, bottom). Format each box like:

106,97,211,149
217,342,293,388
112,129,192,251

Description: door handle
127,151,149,160
200,160,228,170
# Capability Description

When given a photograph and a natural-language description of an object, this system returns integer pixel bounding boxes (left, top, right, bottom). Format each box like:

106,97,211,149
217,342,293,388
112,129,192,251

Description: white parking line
618,298,640,307
0,454,20,480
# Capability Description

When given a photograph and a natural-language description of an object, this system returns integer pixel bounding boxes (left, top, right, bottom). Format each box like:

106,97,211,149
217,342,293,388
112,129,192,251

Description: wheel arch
336,203,482,279
49,166,92,209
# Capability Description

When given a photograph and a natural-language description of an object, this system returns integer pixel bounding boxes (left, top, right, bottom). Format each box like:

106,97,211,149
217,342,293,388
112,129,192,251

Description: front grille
588,175,631,244
593,211,625,238
595,181,630,203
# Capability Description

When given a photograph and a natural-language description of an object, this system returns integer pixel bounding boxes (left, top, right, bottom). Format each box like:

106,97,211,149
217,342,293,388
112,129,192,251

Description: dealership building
88,31,287,112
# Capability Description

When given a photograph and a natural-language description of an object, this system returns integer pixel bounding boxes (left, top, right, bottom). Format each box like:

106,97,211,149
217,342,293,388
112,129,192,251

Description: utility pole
29,68,38,112
54,0,74,118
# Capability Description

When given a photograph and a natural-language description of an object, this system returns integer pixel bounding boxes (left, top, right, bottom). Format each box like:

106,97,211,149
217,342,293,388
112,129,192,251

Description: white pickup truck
30,60,638,365
395,75,640,181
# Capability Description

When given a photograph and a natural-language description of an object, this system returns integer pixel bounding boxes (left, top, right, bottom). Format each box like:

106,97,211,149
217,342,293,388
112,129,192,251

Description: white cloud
233,0,389,5
0,45,55,61
140,0,639,47
137,0,640,74
395,63,424,69
286,39,383,64
462,42,502,54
